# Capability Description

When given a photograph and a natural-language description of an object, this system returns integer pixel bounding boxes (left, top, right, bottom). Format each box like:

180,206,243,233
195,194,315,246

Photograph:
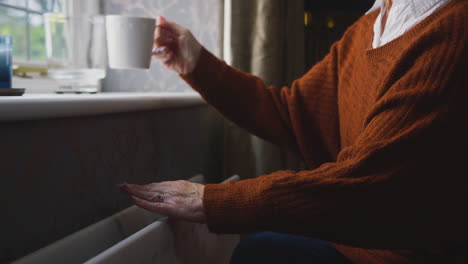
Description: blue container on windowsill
0,34,25,96
0,34,12,89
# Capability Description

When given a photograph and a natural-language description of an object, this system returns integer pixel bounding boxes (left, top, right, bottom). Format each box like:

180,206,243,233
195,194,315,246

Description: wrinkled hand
152,16,202,74
118,180,206,223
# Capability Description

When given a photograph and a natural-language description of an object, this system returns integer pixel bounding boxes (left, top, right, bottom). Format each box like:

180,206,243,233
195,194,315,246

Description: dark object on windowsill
55,90,98,94
0,88,26,96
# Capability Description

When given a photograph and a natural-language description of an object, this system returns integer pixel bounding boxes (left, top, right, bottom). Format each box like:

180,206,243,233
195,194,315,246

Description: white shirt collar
368,0,451,48
366,0,447,16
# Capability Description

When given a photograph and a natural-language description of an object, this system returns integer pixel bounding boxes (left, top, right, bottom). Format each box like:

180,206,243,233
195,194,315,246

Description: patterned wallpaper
102,0,222,92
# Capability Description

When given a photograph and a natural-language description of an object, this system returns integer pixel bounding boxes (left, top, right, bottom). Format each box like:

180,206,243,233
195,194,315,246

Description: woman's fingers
154,27,177,46
155,24,178,37
131,195,173,215
152,46,173,61
153,22,178,62
119,183,161,202
152,16,202,74
154,35,174,46
152,46,166,57
118,180,205,222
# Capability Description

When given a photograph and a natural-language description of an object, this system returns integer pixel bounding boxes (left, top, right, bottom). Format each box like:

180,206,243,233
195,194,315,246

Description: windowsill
0,92,205,122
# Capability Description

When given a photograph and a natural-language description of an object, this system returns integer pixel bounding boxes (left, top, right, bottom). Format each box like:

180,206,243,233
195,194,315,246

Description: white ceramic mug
105,15,156,69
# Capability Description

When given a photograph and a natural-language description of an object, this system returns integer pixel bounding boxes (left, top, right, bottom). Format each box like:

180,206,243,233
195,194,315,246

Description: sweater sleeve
201,29,468,250
181,44,340,162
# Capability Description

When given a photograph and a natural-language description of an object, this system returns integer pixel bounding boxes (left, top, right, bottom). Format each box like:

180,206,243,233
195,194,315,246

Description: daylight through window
0,0,62,62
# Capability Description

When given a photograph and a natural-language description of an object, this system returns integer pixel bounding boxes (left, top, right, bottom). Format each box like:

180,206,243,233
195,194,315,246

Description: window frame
0,0,60,65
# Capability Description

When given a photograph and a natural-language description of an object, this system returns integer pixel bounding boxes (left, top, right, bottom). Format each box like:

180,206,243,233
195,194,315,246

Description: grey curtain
223,0,306,179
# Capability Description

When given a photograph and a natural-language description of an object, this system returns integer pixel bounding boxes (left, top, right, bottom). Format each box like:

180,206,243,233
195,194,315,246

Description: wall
102,0,222,92
0,106,224,263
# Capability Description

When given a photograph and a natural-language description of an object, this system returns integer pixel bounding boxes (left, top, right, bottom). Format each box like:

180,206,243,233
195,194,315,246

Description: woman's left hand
118,180,206,223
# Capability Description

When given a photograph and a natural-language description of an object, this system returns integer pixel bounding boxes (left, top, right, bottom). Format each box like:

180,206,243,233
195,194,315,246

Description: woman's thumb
157,16,183,32
157,16,168,26
157,16,177,28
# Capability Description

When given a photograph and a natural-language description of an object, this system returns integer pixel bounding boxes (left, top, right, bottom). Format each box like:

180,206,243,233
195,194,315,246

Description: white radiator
13,175,240,264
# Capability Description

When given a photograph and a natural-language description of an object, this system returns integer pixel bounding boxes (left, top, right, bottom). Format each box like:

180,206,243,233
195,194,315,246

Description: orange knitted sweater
181,0,467,263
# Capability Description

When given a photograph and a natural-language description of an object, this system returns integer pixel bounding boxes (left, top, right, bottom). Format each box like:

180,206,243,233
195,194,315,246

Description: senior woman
118,0,467,263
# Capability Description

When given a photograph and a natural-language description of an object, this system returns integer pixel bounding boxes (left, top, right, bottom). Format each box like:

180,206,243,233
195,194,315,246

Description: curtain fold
223,0,306,179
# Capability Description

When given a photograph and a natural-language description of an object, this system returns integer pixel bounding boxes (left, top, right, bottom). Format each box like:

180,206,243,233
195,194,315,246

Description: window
0,0,62,62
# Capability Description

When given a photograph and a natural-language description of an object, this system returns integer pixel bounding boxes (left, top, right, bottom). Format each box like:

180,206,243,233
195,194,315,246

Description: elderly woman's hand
152,16,202,74
118,180,206,223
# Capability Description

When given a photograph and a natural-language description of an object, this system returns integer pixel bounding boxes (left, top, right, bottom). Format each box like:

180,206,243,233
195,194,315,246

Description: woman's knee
230,232,283,264
230,232,352,264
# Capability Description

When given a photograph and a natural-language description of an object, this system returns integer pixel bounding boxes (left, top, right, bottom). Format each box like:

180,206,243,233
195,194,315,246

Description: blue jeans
230,232,353,264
